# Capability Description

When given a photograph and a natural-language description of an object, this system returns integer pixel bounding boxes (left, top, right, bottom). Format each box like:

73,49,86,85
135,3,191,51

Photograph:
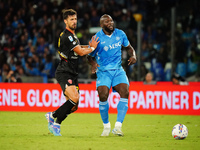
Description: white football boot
112,122,124,136
101,122,111,136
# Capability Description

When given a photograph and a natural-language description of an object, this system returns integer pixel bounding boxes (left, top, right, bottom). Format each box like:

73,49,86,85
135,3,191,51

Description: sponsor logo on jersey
101,41,105,44
116,36,120,40
109,41,121,49
73,41,76,45
104,46,109,51
103,41,121,51
68,36,73,42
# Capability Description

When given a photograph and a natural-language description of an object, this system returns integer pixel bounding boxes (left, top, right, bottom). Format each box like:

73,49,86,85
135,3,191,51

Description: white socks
103,122,111,128
115,122,122,128
103,122,122,128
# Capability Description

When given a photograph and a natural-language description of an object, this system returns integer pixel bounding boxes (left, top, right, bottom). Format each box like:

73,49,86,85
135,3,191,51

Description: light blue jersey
89,28,130,71
91,28,130,125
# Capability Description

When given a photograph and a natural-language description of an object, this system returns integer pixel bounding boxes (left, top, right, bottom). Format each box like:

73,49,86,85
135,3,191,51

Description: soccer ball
172,124,188,139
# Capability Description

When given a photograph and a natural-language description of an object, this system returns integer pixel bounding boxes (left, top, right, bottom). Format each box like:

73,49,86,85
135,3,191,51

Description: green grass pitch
0,111,200,150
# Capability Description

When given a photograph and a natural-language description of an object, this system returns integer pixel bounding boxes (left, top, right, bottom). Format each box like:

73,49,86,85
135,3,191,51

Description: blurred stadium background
1,2,200,149
0,0,200,83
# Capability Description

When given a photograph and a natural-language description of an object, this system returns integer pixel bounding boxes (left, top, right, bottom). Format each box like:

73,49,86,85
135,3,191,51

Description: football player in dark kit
45,9,99,136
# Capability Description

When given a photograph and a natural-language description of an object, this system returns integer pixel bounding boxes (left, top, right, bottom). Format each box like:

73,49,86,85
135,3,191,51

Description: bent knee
125,90,129,98
70,94,79,103
99,94,109,102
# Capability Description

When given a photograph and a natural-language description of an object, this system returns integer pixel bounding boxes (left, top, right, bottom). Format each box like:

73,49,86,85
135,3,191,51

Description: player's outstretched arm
80,45,89,48
73,36,99,56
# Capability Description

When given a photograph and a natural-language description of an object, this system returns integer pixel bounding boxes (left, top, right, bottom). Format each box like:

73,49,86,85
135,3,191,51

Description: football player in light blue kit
88,14,137,136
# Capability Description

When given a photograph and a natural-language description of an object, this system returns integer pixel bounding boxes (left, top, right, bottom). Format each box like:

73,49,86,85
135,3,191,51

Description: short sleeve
62,34,79,50
121,30,130,47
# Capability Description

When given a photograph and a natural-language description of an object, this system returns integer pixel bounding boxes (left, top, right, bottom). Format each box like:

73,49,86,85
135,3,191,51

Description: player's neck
66,27,75,34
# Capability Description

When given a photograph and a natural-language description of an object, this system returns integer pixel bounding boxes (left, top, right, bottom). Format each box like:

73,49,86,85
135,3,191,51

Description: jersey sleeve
61,34,79,50
121,30,130,47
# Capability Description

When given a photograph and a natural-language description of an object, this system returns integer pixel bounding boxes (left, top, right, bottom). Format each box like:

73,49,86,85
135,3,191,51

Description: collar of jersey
100,29,115,37
66,28,74,34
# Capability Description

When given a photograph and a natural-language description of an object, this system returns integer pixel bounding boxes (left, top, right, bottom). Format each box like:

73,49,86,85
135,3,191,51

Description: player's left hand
91,62,100,73
128,56,137,65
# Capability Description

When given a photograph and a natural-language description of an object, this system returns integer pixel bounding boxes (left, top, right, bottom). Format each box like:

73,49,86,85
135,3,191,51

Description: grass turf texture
0,112,199,150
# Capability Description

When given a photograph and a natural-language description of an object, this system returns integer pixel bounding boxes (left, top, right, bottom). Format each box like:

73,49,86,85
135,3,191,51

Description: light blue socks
99,98,128,124
99,101,109,124
117,98,128,123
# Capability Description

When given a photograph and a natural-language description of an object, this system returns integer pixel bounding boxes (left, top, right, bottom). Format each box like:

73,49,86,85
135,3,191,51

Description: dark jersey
56,28,80,75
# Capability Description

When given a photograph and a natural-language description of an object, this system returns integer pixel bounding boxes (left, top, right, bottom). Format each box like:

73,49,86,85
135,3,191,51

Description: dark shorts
55,71,79,95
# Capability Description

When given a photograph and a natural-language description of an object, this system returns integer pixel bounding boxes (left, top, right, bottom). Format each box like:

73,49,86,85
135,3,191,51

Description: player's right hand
89,35,99,49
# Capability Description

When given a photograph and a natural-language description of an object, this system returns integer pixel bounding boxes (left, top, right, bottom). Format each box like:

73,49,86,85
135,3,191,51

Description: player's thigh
97,86,110,102
64,85,79,103
113,83,129,98
112,69,129,98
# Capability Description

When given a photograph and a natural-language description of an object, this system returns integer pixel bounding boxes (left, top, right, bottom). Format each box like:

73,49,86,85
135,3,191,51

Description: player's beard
69,23,77,31
104,25,114,33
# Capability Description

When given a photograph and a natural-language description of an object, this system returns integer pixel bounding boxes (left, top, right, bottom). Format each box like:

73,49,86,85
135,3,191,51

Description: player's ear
100,19,104,27
100,23,103,28
64,19,67,24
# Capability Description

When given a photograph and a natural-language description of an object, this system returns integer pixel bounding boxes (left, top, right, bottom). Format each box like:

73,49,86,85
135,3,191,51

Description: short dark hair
62,9,77,20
